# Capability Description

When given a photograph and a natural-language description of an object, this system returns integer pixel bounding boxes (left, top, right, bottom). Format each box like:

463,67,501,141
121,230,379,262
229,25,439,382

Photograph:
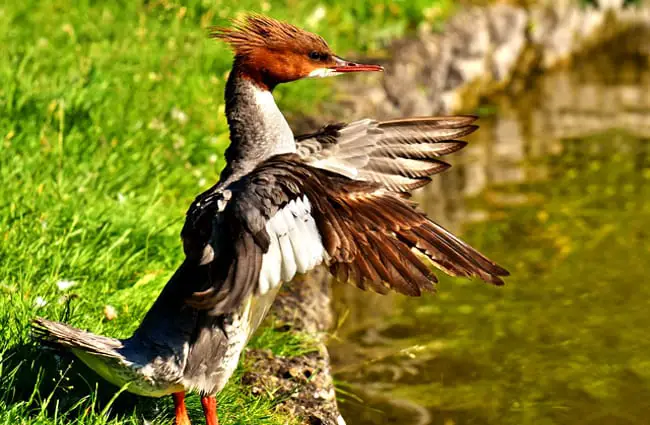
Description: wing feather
183,153,508,314
273,157,507,295
297,116,478,193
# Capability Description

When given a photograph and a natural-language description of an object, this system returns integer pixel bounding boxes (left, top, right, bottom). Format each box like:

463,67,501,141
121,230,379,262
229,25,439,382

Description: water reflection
330,46,650,425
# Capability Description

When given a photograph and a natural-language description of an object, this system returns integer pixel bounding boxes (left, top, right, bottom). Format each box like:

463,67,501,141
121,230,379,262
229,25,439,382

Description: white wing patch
257,195,326,295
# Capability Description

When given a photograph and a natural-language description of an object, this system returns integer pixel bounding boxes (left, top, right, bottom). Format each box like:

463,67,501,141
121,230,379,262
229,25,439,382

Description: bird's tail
31,318,124,360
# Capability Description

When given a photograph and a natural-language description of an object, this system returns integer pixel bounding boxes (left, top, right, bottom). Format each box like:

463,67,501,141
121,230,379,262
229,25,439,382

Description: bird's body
32,14,509,425
35,260,281,399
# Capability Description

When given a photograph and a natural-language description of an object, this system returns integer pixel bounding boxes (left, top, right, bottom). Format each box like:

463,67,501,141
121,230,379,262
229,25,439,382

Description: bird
32,14,509,425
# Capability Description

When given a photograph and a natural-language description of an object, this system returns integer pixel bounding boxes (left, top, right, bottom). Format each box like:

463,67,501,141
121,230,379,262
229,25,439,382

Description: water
330,44,650,425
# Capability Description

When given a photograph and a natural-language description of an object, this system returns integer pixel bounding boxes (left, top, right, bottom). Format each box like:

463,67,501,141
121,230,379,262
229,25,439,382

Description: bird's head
212,14,383,90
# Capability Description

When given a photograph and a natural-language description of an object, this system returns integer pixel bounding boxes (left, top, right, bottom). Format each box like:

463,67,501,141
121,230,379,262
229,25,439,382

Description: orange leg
201,396,219,425
172,392,191,425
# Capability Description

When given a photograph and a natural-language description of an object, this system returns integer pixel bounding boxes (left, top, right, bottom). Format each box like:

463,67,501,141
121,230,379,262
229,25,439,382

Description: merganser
32,15,509,425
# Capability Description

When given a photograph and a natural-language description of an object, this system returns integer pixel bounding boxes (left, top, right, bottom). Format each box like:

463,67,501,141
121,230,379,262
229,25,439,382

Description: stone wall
338,1,650,119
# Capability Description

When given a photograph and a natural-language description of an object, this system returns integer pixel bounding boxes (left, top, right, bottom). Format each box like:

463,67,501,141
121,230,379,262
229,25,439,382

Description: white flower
173,135,186,150
147,118,165,131
56,280,76,291
117,193,126,203
34,296,48,308
104,305,118,321
170,107,188,125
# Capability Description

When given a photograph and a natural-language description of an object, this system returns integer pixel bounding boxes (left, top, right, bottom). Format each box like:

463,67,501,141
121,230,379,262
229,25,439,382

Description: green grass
0,0,456,423
248,324,318,358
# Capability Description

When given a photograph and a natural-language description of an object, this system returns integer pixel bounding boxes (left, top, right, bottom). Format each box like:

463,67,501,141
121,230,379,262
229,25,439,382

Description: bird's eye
308,51,321,60
319,53,330,61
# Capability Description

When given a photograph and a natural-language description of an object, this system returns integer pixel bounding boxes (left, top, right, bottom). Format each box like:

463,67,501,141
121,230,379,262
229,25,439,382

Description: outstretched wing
296,116,477,193
185,155,508,315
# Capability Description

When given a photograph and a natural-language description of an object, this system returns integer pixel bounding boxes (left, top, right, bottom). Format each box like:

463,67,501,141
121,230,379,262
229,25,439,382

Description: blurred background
2,0,649,424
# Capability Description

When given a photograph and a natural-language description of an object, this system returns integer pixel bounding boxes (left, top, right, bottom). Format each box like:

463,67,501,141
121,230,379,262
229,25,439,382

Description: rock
597,0,625,10
331,1,650,119
487,5,528,82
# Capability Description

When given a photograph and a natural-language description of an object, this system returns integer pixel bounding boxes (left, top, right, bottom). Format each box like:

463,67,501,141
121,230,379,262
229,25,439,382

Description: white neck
220,74,295,182
249,86,295,155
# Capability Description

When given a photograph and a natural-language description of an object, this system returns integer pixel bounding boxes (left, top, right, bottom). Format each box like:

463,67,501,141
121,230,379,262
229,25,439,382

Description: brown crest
211,14,331,57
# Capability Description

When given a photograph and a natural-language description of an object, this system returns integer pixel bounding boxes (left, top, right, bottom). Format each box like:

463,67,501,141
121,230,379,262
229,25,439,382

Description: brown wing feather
277,157,509,295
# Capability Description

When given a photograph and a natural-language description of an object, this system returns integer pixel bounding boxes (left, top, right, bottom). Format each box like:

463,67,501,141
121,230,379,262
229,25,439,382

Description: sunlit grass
0,0,459,423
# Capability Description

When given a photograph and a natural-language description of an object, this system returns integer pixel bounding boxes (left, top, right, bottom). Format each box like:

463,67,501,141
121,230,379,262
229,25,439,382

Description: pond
330,41,650,425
